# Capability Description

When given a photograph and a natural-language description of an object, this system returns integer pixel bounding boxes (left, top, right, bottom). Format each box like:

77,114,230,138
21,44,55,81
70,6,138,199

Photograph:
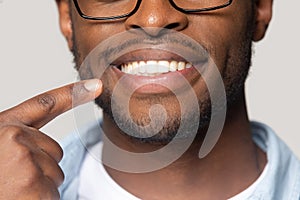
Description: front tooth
139,61,146,74
132,62,139,75
170,61,178,72
178,62,185,71
147,61,158,74
158,61,169,73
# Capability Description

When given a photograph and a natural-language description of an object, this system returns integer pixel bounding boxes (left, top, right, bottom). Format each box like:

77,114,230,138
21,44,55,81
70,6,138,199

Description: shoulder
250,121,300,199
58,121,102,199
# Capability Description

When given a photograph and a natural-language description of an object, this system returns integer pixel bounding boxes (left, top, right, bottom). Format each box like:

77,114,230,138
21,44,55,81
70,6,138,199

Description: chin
95,84,213,145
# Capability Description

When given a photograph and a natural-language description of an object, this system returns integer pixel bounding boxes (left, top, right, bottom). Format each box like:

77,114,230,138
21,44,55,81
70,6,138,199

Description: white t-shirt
78,142,268,200
78,142,140,200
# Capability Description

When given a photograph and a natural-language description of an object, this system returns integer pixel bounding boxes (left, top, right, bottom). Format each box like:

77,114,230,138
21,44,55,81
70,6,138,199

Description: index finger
1,79,102,129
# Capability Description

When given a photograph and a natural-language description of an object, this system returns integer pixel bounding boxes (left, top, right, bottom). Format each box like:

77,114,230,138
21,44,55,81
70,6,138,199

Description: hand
0,79,102,200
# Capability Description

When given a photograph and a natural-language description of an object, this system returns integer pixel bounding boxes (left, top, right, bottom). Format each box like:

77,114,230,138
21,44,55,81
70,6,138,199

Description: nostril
131,24,141,29
165,23,181,30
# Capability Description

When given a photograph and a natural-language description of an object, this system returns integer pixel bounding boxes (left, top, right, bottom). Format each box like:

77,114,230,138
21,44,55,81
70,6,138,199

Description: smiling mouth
102,48,208,94
118,60,193,76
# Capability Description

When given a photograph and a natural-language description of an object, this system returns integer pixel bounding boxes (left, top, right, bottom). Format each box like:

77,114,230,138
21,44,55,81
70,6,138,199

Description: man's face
66,0,255,143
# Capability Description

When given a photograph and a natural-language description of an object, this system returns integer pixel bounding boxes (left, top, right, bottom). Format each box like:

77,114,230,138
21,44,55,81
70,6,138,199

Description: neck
101,91,267,200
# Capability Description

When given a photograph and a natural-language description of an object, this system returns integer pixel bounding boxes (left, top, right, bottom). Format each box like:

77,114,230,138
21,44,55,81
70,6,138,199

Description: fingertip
94,79,103,98
72,79,103,108
83,78,103,98
83,79,102,93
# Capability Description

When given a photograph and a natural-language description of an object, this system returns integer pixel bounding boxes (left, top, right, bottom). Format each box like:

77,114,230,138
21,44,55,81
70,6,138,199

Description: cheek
186,7,253,71
185,18,229,74
73,20,125,62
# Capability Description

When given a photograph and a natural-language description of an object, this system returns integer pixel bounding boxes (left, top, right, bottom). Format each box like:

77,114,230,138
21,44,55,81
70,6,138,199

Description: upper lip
111,49,191,68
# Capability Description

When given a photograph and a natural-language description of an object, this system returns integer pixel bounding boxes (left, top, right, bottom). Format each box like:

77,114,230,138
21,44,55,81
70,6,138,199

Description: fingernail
84,79,101,92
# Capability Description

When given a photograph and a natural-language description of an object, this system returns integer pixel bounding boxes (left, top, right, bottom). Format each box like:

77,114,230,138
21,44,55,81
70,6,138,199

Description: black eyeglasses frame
72,0,233,21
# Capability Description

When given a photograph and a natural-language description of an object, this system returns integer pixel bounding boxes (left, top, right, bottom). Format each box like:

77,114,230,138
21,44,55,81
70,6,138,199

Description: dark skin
58,0,272,199
0,80,103,199
101,95,267,199
0,0,272,199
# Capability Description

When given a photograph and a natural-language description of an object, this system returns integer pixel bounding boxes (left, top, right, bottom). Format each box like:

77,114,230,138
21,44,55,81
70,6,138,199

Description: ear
56,0,73,50
252,0,273,42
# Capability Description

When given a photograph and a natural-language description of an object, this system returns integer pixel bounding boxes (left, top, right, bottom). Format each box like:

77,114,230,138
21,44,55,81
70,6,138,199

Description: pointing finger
1,79,102,129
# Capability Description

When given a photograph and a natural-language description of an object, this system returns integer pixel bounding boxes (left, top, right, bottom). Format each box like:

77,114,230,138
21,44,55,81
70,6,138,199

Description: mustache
79,28,210,78
102,34,207,59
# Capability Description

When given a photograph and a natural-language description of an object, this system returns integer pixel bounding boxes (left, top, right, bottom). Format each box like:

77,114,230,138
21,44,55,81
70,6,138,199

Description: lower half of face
94,46,251,144
72,9,255,145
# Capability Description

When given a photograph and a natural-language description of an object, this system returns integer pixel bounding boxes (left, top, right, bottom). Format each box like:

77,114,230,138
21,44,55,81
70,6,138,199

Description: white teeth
146,61,157,74
158,61,169,73
139,61,146,74
128,63,133,73
169,61,178,72
120,60,192,76
178,62,185,71
132,61,139,74
186,63,192,69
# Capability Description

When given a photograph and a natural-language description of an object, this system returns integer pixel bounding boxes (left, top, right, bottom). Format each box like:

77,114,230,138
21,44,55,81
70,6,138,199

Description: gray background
0,0,299,157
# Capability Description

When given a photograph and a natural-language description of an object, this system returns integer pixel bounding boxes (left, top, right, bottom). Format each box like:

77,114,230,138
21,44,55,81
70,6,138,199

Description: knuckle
0,125,24,140
14,144,33,161
37,93,56,114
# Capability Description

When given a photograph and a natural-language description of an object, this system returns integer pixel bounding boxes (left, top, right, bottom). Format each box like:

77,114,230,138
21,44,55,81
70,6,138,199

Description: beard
95,84,210,144
71,12,255,145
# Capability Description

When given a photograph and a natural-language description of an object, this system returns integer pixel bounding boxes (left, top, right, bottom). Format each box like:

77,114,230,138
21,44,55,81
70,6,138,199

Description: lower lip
112,66,202,95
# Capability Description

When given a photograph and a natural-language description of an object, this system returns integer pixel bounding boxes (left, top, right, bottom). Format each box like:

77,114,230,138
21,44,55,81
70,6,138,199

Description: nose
125,0,189,37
